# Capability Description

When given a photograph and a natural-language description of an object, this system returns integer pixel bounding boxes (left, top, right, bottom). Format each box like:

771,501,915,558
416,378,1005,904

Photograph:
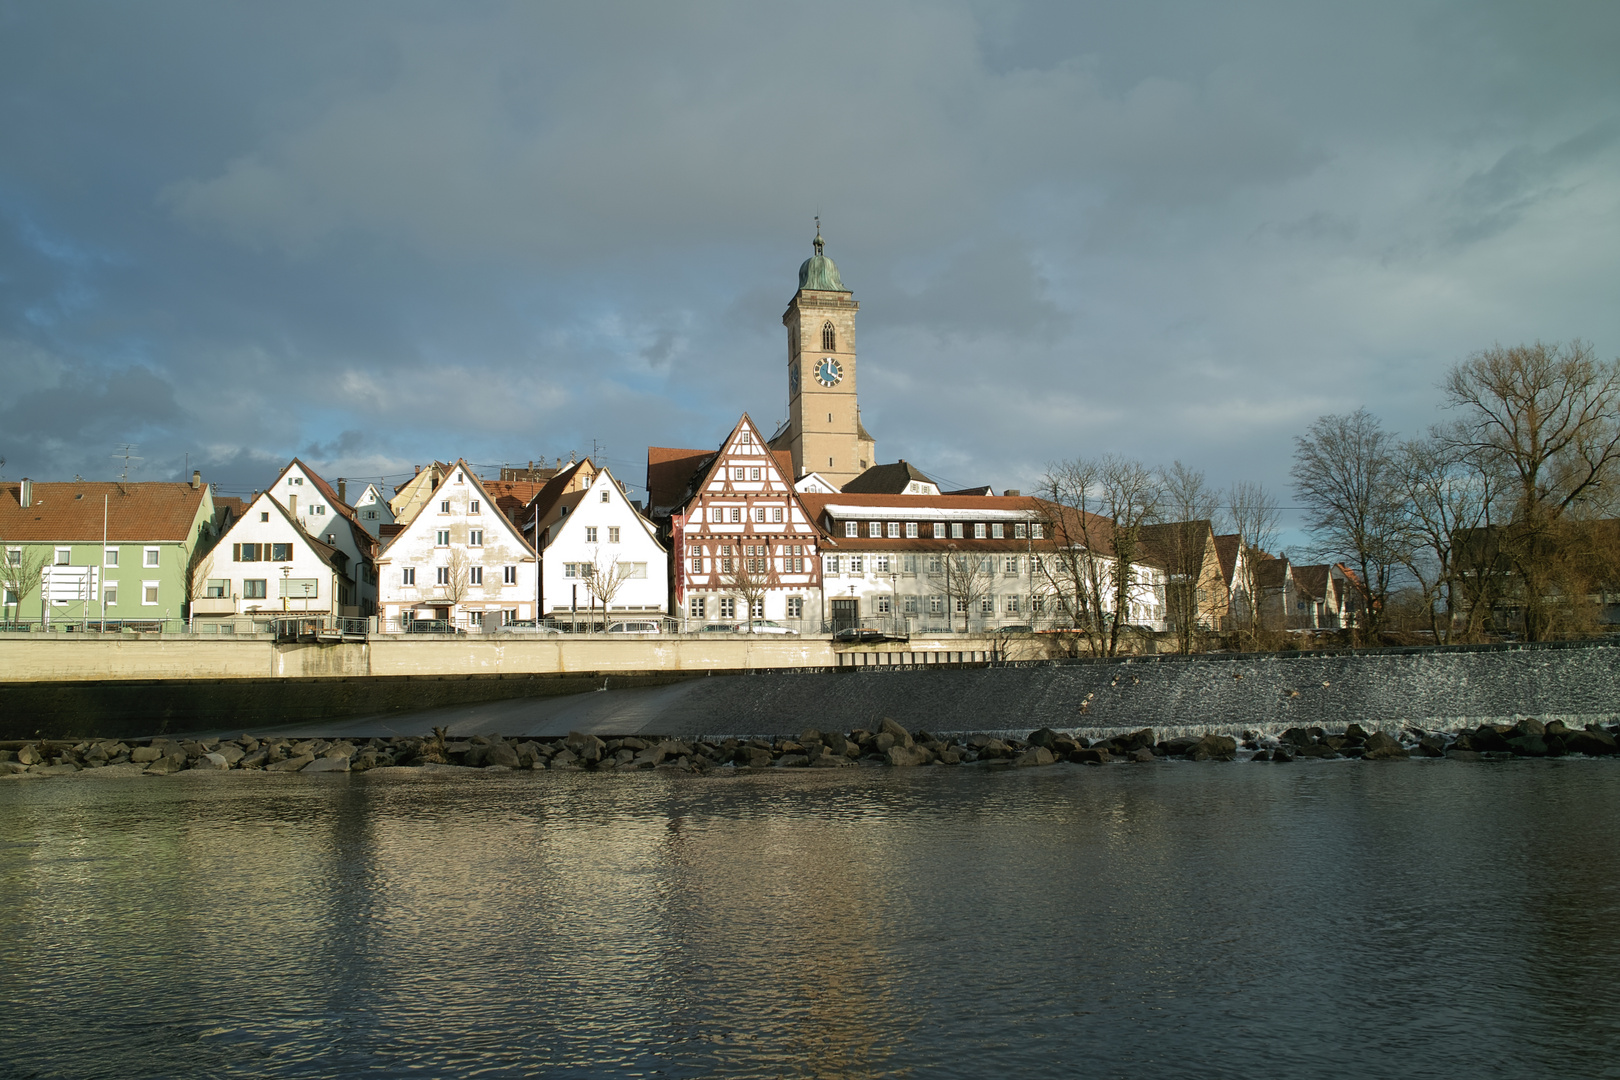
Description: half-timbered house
647,414,821,629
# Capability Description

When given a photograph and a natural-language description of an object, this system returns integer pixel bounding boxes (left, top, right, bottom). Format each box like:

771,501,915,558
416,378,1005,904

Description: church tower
771,225,875,488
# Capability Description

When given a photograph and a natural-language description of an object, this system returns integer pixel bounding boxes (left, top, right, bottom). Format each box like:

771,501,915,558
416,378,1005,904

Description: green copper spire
797,219,846,291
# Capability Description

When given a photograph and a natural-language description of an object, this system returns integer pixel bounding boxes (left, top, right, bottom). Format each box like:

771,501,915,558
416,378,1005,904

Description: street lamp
281,565,291,612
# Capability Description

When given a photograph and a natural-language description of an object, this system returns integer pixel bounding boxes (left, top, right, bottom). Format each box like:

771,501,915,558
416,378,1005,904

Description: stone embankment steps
2,718,1615,778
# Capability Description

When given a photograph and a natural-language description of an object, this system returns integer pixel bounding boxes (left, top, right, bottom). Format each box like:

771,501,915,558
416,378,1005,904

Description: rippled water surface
3,761,1619,1079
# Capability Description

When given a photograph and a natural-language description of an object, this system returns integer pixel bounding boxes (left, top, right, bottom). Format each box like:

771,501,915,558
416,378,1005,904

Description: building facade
375,460,538,630
192,491,355,624
264,459,377,614
525,463,669,624
650,415,821,628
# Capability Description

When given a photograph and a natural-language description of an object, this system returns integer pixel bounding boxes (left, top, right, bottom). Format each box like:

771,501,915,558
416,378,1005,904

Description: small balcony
190,597,237,616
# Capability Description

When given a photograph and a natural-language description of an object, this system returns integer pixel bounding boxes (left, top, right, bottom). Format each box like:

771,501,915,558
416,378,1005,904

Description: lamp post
281,566,291,612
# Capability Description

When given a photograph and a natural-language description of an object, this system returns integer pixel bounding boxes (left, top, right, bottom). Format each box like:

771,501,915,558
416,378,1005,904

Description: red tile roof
0,481,208,543
646,446,714,517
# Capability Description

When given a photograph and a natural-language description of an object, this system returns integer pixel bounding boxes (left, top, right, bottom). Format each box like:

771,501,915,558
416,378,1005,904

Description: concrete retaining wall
648,641,1620,738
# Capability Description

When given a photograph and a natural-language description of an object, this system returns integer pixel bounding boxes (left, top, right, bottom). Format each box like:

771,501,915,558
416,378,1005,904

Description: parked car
606,620,662,635
739,620,796,635
501,620,563,635
833,627,906,643
997,624,1034,634
699,622,741,633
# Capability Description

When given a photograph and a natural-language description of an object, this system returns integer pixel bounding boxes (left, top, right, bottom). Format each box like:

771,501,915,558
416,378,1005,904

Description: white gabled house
375,460,538,630
522,462,669,625
349,482,396,538
264,459,378,614
192,491,356,625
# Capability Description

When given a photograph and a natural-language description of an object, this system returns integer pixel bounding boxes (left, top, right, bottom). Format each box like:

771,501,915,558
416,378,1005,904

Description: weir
3,638,1616,741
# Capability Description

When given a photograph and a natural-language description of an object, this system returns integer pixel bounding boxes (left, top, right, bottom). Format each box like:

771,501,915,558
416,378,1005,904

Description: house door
830,599,859,633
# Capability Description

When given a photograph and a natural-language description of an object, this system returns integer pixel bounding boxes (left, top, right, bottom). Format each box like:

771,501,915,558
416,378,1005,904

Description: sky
3,0,1618,537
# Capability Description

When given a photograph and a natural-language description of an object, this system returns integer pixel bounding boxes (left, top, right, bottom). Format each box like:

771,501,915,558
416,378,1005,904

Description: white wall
349,483,396,538
376,465,537,628
198,493,343,617
539,468,669,618
267,462,376,610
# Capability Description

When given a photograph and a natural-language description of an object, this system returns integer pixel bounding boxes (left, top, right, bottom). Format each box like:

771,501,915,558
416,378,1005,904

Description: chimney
191,470,202,490
414,465,422,476
1004,489,1021,497
19,478,32,507
338,479,347,503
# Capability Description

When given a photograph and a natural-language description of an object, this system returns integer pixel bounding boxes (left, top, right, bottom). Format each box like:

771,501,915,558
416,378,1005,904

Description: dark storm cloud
0,0,1617,524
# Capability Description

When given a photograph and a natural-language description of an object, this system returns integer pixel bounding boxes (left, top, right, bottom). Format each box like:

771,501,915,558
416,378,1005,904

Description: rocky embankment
1,717,1616,779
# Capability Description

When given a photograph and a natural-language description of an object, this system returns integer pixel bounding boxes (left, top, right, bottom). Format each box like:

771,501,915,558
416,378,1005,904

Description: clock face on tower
815,357,843,387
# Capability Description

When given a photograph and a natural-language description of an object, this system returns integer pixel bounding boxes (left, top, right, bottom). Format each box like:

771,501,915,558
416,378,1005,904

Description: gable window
313,505,325,515
291,477,303,486
906,522,918,538
754,508,766,523
104,548,118,567
608,527,620,543
845,522,858,537
822,321,836,351
772,507,783,522
402,568,416,586
600,489,610,503
469,530,483,546
710,507,722,523
365,510,376,519
260,512,269,522
435,530,450,546
749,468,761,481
585,526,598,543
441,501,451,514
503,565,517,585
469,566,483,585
732,468,744,481
729,507,741,523
436,567,450,585
470,500,480,514
974,523,987,539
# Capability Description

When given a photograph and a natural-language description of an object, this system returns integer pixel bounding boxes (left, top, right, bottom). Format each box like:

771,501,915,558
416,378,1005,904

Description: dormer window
600,489,610,503
822,321,836,351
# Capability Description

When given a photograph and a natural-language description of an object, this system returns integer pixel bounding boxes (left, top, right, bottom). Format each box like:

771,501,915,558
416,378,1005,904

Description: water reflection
2,763,1619,1078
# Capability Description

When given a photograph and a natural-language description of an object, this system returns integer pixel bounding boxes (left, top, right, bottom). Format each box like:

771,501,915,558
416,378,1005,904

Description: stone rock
1544,720,1573,737
1361,732,1410,760
1164,736,1203,756
1026,728,1058,749
1511,718,1546,738
977,738,1012,760
880,745,918,767
798,728,823,747
619,737,649,751
239,748,269,769
482,740,521,769
809,749,851,768
1250,749,1272,761
736,747,772,769
1471,726,1510,752
1344,723,1370,743
215,744,246,765
937,747,962,765
0,761,30,775
1012,746,1056,767
1070,747,1111,765
775,753,811,768
877,718,915,749
1198,734,1238,759
303,755,351,773
266,753,316,773
1271,748,1294,763
564,731,606,764
143,752,189,775
822,731,848,756
1281,727,1314,748
873,732,896,753
1506,735,1548,757
1567,728,1618,756
1416,737,1446,758
31,763,82,776
130,746,163,764
197,752,231,770
1544,735,1568,757
549,747,580,768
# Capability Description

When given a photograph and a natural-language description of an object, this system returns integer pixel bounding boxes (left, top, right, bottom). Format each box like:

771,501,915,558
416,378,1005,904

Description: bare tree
927,550,996,634
1291,410,1408,640
444,547,472,623
584,546,634,623
0,542,47,624
1037,455,1163,656
723,546,770,631
186,550,215,621
1439,340,1620,640
1153,461,1223,654
1392,432,1501,642
1226,481,1282,647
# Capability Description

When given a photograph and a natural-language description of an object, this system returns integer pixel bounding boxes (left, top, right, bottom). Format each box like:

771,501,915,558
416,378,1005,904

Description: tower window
822,321,836,351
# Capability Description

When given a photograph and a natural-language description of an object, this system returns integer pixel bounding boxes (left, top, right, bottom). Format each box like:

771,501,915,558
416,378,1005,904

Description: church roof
797,229,847,292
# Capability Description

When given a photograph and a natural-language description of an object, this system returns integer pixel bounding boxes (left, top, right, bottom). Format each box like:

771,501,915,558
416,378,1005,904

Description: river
2,759,1617,1078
